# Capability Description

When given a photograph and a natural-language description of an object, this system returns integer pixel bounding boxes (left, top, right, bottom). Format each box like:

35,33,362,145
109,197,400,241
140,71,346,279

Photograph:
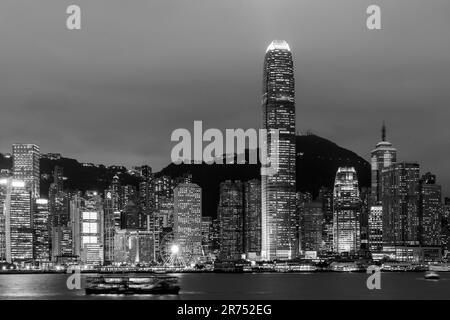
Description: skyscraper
382,162,420,247
173,183,202,264
71,191,104,265
333,167,361,254
299,202,323,252
370,123,397,204
318,187,333,252
244,179,261,258
418,173,442,246
12,144,40,198
368,205,383,252
218,180,244,260
261,40,296,261
33,199,50,262
3,179,33,262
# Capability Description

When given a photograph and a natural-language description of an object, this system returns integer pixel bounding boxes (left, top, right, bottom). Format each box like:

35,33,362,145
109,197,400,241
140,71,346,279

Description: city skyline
0,1,449,195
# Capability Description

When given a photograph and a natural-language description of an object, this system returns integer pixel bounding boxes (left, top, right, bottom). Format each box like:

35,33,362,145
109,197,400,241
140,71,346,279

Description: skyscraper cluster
0,40,449,269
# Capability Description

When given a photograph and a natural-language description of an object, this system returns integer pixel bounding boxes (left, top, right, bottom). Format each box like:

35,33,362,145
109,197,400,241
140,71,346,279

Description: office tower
218,180,244,260
360,187,370,252
51,226,73,263
382,162,420,247
300,202,323,252
71,191,104,265
154,176,175,210
296,192,312,254
103,189,115,264
418,173,442,246
2,180,33,262
12,144,40,198
244,179,261,257
120,200,146,230
370,123,397,204
173,183,202,264
49,166,69,228
33,199,50,262
368,205,383,252
0,175,10,262
333,167,361,254
110,175,121,211
261,40,297,261
201,216,213,258
318,187,333,252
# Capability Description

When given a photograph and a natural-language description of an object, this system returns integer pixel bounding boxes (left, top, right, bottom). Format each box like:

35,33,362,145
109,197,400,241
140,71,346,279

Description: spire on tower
382,121,386,142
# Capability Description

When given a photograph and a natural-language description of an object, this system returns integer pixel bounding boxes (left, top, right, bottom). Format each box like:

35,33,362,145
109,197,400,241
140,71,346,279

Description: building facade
261,40,297,261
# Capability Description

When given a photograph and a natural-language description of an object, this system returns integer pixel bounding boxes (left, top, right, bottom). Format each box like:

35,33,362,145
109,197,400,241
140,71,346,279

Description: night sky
1,0,449,194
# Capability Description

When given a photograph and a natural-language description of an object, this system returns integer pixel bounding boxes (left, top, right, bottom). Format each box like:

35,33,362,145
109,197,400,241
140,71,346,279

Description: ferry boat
85,275,180,295
424,271,440,280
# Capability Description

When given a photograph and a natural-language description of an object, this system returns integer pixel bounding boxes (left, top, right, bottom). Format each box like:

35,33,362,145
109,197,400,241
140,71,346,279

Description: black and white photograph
0,0,450,308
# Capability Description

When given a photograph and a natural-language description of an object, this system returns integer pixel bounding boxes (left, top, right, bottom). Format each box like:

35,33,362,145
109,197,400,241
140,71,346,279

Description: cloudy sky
0,0,449,193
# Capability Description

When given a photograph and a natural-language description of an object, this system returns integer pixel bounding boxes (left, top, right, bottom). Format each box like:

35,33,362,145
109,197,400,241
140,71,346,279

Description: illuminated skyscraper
333,167,361,254
244,179,261,257
218,180,244,260
12,144,40,198
370,123,397,204
299,202,323,252
33,199,50,262
2,180,33,262
71,191,104,265
261,40,296,261
382,162,420,247
418,173,442,246
368,205,383,252
173,183,202,264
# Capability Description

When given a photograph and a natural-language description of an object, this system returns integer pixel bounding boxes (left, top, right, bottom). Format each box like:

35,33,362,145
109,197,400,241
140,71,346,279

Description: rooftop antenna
382,121,386,142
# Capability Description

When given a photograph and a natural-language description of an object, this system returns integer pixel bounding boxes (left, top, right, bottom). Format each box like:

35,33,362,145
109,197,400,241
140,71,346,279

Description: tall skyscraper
33,199,50,262
12,144,40,198
261,40,296,261
299,202,323,252
218,180,244,260
382,162,420,247
173,183,202,264
442,198,450,253
370,123,397,204
3,180,33,262
318,187,333,252
418,173,442,246
333,167,361,254
368,205,383,252
244,179,261,257
71,191,104,265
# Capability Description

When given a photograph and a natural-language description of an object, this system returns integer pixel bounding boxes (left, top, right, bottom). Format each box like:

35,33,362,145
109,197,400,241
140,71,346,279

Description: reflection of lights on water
171,244,180,255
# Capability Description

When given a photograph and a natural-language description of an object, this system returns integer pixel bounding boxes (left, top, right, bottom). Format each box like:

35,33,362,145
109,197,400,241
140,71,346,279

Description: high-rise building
368,205,383,252
418,173,442,246
71,192,104,265
370,123,397,204
33,199,50,262
51,226,73,262
12,144,40,198
113,229,154,264
300,202,323,252
218,180,244,260
318,187,333,252
173,183,202,264
333,167,361,254
382,162,420,247
261,40,296,261
201,216,213,258
244,179,261,257
103,189,116,264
